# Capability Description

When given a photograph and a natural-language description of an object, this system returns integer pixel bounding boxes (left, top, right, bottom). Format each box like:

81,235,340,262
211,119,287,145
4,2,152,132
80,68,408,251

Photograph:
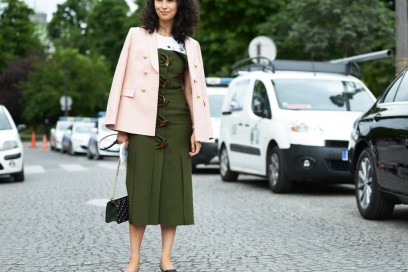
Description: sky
23,0,137,22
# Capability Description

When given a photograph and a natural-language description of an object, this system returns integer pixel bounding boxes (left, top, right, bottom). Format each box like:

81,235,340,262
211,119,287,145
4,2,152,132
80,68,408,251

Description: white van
0,105,25,181
219,60,376,193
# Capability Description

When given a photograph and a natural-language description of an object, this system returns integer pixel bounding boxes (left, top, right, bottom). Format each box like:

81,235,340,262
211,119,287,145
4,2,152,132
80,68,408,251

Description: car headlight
289,122,323,134
0,140,19,151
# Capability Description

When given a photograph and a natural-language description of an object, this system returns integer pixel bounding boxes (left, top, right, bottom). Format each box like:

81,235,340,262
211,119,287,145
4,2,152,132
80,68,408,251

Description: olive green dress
126,48,194,225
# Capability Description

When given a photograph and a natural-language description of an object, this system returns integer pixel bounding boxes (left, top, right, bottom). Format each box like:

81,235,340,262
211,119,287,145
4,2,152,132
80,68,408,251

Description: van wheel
220,146,238,181
267,146,292,193
13,169,25,182
355,148,394,219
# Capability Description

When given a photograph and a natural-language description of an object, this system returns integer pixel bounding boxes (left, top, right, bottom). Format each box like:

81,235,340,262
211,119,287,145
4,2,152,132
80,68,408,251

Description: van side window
229,79,250,112
251,80,271,119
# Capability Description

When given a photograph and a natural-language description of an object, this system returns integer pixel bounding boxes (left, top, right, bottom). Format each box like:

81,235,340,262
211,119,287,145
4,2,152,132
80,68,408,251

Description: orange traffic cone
41,134,48,151
30,131,37,148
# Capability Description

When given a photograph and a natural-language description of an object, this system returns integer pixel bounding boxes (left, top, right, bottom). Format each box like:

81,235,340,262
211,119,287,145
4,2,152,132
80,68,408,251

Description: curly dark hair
140,0,200,43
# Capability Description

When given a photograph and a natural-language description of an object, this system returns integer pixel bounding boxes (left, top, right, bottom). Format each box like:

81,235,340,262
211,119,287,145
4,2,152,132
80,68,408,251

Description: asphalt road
1,145,408,271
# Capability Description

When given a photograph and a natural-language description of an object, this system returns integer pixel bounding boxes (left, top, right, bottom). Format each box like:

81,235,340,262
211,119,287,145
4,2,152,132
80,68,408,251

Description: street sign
60,95,73,111
248,36,277,62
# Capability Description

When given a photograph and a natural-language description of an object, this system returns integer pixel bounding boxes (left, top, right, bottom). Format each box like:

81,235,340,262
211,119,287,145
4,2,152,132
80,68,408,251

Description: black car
349,68,408,220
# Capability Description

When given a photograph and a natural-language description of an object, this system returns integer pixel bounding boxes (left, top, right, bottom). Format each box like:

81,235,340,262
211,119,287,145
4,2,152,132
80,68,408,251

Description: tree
257,0,395,96
195,0,284,76
87,0,137,72
48,0,97,54
21,48,111,127
0,0,41,71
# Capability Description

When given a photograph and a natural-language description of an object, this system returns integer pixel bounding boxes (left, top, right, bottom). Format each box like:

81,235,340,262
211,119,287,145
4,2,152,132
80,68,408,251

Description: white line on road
24,165,46,174
60,164,87,172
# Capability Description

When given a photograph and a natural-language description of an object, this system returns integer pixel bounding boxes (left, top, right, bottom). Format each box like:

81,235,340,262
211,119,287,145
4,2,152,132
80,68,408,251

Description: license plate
341,150,348,161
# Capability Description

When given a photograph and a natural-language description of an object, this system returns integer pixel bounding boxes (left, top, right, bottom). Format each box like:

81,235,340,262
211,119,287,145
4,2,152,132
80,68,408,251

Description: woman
105,0,213,271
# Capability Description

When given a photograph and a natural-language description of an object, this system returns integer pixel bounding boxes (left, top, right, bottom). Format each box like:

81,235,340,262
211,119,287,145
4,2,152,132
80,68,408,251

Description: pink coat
105,27,213,141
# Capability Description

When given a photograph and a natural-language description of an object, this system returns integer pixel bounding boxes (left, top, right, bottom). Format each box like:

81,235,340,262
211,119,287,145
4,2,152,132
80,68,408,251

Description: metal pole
396,0,408,74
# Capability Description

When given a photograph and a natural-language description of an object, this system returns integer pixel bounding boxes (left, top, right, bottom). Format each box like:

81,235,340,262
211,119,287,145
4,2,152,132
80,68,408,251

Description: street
1,146,408,272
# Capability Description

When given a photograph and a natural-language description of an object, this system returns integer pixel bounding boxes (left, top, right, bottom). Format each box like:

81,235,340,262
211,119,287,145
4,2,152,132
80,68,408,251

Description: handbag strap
111,158,127,200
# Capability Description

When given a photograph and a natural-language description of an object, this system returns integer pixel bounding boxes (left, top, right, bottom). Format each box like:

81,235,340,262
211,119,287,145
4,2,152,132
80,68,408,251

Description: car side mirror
17,124,26,131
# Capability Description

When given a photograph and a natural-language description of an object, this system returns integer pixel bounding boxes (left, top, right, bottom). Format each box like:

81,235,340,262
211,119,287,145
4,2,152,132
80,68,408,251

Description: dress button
143,54,148,59
143,70,148,75
197,94,201,99
194,63,198,68
164,59,170,66
161,80,169,88
193,79,197,83
141,88,146,92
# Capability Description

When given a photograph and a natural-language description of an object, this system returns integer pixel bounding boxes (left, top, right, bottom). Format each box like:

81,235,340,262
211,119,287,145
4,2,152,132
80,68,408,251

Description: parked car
0,105,25,181
50,120,74,151
61,121,96,155
219,60,376,193
349,67,408,220
192,78,231,171
87,117,119,160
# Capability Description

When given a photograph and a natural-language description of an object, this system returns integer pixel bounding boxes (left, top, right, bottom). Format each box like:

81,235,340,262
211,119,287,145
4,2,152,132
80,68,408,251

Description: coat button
194,63,198,68
141,88,146,92
143,54,148,59
193,79,197,83
143,70,148,75
196,94,201,99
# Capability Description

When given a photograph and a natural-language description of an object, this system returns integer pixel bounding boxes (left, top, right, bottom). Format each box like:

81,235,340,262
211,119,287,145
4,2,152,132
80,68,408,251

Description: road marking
87,198,110,207
97,162,118,170
60,164,87,172
24,165,46,174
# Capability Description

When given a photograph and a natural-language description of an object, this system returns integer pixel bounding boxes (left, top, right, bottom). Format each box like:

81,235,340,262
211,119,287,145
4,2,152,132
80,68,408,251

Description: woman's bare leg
160,225,177,270
126,224,146,272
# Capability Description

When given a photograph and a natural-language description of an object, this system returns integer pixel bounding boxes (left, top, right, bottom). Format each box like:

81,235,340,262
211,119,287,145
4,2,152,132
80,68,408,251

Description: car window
228,79,250,112
0,108,12,130
208,94,225,117
382,73,403,103
74,124,95,133
57,122,72,131
252,80,271,119
393,72,408,102
272,79,373,112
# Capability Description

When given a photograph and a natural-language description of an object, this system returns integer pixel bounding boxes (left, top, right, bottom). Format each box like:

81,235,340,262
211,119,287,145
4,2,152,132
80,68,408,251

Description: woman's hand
189,130,201,157
117,131,129,147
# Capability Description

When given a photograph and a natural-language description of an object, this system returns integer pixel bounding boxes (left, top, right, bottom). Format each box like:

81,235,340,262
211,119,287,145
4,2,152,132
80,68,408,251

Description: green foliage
195,0,283,76
257,0,396,97
0,0,41,71
21,48,111,126
88,0,138,72
47,0,97,54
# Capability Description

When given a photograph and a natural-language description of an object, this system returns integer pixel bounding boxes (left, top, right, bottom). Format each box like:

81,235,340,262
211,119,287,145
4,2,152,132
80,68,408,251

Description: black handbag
105,158,129,224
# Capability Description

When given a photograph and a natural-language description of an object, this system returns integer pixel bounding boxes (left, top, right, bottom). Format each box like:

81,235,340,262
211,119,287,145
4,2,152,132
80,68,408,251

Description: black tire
13,169,25,182
355,148,394,220
219,146,238,181
267,146,292,193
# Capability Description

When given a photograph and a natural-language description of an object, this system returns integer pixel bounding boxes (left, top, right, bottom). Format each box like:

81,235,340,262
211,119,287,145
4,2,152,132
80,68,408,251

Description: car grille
326,160,350,171
325,140,348,148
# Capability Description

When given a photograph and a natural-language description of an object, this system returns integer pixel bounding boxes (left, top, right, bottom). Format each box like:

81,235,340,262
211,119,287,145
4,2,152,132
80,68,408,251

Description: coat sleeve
105,28,133,128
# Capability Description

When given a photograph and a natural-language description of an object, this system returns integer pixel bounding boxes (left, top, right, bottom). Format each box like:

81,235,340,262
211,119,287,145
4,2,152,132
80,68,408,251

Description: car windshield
74,124,94,133
0,108,12,130
208,94,225,117
272,79,373,112
57,122,72,131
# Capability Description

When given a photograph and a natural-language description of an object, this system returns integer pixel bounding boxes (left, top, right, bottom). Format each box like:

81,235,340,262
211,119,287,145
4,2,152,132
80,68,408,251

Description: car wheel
267,146,292,193
219,146,238,181
69,143,76,155
355,148,394,220
87,149,94,160
13,169,25,182
94,148,102,160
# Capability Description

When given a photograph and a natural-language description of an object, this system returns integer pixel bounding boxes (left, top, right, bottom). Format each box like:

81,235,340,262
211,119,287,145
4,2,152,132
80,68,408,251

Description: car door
221,79,250,170
374,71,408,192
240,80,272,173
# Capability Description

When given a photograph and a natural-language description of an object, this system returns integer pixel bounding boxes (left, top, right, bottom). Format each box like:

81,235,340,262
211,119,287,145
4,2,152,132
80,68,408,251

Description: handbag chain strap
111,158,127,200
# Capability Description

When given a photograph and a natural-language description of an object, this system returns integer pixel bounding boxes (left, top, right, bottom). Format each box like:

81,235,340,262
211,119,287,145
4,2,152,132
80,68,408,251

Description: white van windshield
272,79,373,112
0,108,12,130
